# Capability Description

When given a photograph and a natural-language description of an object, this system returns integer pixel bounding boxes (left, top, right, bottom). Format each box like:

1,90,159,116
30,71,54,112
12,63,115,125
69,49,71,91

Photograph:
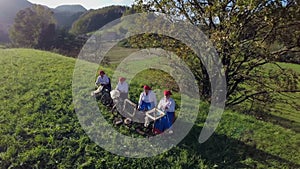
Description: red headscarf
143,85,151,90
99,70,105,75
119,77,126,81
164,90,172,96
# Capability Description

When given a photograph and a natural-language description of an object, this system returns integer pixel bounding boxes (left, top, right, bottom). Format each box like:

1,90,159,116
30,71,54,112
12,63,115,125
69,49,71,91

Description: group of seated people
94,70,176,134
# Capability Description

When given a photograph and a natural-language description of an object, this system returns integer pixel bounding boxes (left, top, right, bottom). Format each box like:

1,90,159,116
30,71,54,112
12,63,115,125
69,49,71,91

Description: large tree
131,0,299,111
9,5,56,49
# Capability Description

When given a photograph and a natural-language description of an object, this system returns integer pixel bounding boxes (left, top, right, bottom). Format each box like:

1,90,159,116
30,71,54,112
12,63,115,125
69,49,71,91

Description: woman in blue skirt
153,90,175,134
138,85,157,111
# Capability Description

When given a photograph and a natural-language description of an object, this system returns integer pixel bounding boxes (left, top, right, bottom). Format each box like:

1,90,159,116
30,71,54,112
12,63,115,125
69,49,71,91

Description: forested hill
1,3,132,43
53,5,87,13
70,5,129,35
52,5,87,30
0,1,87,42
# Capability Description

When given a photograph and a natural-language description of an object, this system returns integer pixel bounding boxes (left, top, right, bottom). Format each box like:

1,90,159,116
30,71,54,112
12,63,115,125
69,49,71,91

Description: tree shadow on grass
245,110,300,133
175,123,300,169
261,113,299,133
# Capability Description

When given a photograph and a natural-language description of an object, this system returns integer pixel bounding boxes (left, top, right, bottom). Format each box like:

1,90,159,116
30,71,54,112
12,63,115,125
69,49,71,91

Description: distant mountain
70,5,129,35
52,5,87,30
0,2,87,42
53,5,87,13
0,0,32,24
0,0,32,42
0,1,130,43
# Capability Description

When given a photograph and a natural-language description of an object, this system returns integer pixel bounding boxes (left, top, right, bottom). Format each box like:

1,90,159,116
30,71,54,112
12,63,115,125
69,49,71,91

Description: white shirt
138,90,157,106
158,97,175,112
143,94,150,102
95,75,109,86
115,81,128,93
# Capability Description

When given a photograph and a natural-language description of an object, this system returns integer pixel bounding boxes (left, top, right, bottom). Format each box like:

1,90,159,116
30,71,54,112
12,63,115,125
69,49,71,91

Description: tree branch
271,46,300,55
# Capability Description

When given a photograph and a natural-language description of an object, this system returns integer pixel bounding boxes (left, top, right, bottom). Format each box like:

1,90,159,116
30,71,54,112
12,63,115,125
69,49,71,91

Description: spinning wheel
123,99,137,117
145,108,165,121
100,90,113,106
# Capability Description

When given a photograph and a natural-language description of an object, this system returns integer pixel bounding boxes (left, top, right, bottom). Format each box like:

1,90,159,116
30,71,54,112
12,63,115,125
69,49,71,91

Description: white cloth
158,97,175,112
95,75,109,86
138,90,157,106
110,90,120,99
92,86,104,95
115,81,128,93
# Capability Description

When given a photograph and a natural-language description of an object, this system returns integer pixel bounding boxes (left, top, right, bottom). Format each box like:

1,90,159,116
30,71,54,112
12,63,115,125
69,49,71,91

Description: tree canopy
130,0,299,111
9,5,56,49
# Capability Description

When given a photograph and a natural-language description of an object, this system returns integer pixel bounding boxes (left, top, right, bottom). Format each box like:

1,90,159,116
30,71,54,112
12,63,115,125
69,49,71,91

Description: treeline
8,5,132,57
6,3,299,64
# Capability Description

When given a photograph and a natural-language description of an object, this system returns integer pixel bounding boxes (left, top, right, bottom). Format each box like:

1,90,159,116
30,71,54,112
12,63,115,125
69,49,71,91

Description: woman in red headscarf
138,85,157,111
153,90,176,134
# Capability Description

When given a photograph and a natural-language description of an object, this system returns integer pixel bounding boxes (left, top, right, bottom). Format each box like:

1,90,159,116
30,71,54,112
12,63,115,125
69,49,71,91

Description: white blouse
115,81,128,93
138,91,157,106
158,97,175,112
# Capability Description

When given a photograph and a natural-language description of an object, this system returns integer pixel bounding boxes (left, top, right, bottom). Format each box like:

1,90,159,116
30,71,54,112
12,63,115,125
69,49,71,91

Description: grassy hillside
105,47,300,132
272,63,300,132
0,48,299,168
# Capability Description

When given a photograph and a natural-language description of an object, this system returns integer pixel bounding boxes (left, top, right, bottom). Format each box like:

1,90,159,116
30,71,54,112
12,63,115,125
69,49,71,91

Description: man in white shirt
115,77,128,100
95,70,111,91
138,85,157,111
91,70,111,97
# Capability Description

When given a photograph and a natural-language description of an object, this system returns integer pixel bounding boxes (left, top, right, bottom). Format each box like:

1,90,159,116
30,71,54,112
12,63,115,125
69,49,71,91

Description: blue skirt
139,101,152,111
153,112,175,134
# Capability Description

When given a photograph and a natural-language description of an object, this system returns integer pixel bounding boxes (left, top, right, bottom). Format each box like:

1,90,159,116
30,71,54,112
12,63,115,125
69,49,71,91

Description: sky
27,0,135,9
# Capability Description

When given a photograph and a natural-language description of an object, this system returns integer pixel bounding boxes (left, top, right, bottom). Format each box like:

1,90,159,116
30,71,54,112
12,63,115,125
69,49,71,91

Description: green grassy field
0,48,299,168
105,46,139,64
259,62,300,132
106,46,300,132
